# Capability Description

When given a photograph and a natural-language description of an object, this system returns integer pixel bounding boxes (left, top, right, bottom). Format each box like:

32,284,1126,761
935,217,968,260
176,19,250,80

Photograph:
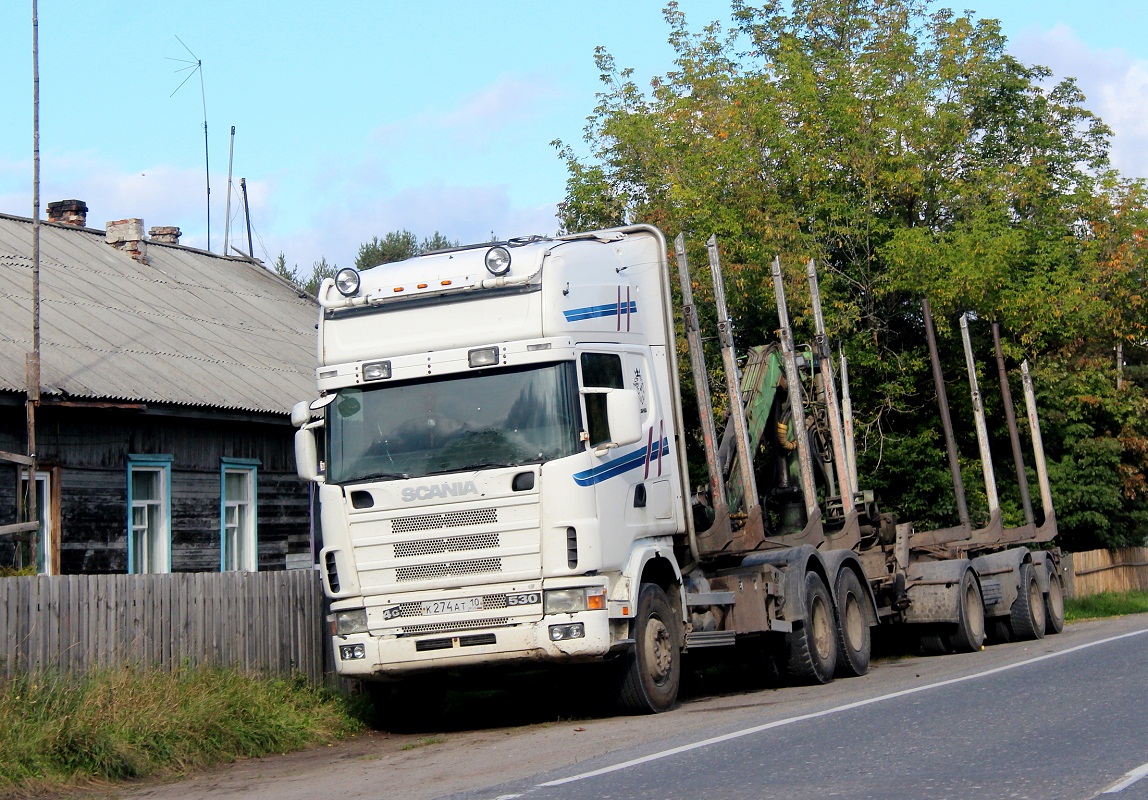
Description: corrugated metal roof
0,213,319,416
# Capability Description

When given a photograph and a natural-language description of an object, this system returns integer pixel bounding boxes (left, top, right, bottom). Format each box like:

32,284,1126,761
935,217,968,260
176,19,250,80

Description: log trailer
292,225,1063,715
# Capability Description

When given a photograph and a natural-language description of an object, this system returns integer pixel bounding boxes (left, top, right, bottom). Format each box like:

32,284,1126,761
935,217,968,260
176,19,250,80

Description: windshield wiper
425,462,517,475
348,471,410,483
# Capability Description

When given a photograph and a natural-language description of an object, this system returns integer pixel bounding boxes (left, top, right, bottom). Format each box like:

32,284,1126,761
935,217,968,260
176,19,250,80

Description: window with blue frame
221,458,259,572
127,455,172,574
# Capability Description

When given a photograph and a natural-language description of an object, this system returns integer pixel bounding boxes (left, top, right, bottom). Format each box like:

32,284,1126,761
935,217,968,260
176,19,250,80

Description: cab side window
581,353,624,447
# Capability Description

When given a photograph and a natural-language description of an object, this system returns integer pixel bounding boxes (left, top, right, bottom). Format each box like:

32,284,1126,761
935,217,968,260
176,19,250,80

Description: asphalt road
120,613,1148,800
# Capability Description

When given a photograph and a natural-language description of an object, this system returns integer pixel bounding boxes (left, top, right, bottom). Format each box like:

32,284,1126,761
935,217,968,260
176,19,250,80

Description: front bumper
332,609,614,679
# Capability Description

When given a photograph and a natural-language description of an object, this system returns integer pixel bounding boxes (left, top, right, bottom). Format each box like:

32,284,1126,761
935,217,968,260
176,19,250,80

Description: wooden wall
0,399,313,574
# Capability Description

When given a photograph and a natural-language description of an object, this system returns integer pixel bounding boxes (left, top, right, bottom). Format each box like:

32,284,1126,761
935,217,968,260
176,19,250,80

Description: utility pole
27,0,41,571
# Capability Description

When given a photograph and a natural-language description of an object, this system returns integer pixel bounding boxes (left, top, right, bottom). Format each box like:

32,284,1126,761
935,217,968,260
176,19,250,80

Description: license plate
421,597,482,615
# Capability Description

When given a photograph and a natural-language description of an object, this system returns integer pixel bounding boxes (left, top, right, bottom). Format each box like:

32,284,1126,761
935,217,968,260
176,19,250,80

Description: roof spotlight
334,267,361,297
484,246,511,276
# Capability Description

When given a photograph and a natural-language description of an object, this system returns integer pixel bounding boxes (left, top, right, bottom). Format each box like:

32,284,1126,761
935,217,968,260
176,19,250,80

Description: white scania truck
292,225,1064,717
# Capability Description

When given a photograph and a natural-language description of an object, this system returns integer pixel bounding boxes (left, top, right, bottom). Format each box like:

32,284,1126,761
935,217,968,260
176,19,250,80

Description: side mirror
603,389,642,449
291,400,312,428
295,427,322,482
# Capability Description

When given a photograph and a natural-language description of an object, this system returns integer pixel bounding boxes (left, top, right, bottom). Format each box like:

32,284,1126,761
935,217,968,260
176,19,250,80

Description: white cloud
1011,24,1148,179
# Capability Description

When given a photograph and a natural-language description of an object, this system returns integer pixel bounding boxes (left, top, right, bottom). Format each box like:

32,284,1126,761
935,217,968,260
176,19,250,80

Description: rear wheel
783,571,837,684
1044,565,1066,635
919,629,951,656
950,569,986,653
616,583,681,713
833,569,872,677
1009,562,1046,641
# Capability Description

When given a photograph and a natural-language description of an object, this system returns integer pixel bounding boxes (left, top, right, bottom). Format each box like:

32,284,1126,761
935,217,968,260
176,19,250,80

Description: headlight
484,246,511,276
544,588,607,614
334,267,361,297
335,608,368,635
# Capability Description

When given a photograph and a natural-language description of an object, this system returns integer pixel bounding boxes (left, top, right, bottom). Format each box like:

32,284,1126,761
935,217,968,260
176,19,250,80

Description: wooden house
0,201,318,574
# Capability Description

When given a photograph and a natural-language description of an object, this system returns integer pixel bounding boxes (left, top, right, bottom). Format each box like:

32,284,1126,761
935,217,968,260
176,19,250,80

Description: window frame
126,454,173,574
220,458,260,572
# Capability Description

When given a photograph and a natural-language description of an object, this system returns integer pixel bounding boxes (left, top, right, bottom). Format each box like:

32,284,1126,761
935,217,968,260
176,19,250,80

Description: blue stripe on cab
573,438,669,486
563,301,638,322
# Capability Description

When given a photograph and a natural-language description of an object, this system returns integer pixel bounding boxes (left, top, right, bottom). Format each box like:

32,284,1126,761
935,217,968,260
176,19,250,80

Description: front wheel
616,583,681,713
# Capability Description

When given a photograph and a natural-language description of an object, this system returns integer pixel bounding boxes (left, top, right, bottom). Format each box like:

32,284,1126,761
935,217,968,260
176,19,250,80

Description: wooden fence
0,570,327,682
1071,547,1148,597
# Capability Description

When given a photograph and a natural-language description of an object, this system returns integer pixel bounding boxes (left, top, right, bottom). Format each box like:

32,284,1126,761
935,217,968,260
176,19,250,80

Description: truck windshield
326,361,581,484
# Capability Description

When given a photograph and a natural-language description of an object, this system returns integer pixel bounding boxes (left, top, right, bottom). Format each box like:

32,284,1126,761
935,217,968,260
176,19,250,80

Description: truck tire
616,583,681,713
950,568,986,653
919,630,950,656
1045,567,1066,635
1009,562,1046,641
833,569,871,677
783,571,837,685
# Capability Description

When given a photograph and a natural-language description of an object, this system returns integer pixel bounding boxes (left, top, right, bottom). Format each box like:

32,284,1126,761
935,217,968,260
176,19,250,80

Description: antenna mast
168,37,210,251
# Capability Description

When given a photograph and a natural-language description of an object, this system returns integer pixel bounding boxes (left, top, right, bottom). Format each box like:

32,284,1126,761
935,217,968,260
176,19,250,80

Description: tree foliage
270,230,460,298
354,230,458,271
557,0,1148,549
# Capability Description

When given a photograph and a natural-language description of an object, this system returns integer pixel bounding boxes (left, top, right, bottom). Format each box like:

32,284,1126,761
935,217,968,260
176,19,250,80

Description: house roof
0,213,319,416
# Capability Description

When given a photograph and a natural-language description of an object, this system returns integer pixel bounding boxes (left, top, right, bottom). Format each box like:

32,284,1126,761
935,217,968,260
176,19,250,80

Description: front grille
394,532,499,558
396,557,501,582
415,633,498,652
392,508,497,534
402,617,510,636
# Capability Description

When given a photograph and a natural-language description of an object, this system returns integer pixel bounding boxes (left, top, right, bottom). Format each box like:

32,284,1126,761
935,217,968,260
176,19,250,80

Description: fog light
339,644,366,660
549,623,585,642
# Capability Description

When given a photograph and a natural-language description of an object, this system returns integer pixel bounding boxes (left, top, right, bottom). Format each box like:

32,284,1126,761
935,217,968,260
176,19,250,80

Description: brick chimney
148,226,181,245
105,218,148,264
47,199,88,227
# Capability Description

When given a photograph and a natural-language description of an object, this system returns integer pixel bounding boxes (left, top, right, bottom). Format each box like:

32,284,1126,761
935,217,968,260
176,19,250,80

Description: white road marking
538,628,1148,788
1103,762,1148,794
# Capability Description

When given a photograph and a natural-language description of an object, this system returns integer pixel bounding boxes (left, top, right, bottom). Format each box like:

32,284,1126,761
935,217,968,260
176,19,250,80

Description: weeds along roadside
1064,590,1148,622
0,666,366,797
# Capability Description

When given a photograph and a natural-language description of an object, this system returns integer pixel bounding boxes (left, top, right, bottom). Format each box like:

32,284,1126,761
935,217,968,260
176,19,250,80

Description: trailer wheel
1009,562,1046,641
919,629,951,656
832,569,871,677
1044,567,1066,635
616,583,681,713
950,568,986,652
783,571,837,684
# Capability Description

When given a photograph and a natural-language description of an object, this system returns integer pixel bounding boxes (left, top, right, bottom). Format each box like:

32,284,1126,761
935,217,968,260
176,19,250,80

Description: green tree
354,230,459,270
557,0,1146,549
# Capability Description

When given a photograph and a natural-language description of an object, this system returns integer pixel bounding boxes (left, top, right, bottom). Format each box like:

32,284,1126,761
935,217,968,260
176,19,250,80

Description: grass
400,736,446,751
1064,590,1148,622
0,667,366,797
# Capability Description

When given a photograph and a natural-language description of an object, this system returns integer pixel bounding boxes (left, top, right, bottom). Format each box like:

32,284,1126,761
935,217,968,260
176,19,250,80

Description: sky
1,1,1146,275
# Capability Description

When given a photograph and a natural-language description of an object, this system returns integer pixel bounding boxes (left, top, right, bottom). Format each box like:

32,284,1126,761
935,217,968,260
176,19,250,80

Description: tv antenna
167,36,211,251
